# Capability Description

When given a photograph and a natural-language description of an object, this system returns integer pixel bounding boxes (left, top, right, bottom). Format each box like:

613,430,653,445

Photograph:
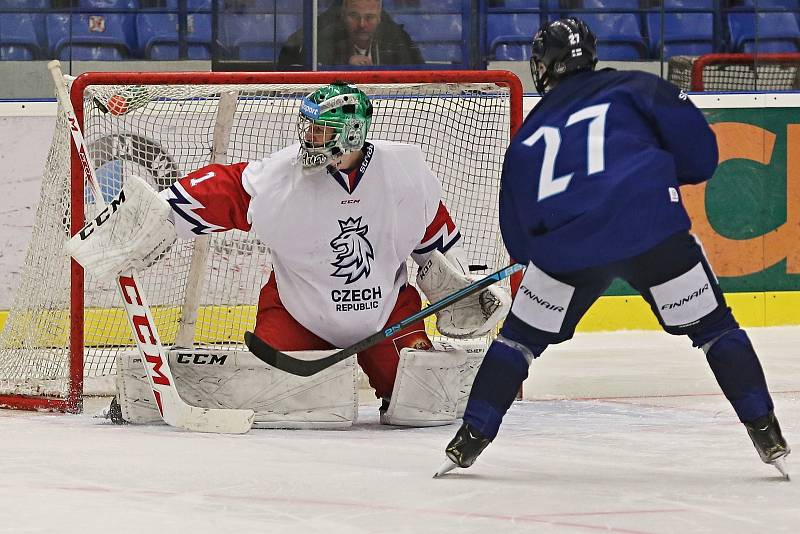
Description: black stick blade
244,331,344,377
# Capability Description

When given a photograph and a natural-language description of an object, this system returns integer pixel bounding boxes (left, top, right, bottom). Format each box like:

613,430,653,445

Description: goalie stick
245,262,525,376
49,60,254,434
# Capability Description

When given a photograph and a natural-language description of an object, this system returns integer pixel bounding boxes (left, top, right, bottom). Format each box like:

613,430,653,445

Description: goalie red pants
255,273,432,399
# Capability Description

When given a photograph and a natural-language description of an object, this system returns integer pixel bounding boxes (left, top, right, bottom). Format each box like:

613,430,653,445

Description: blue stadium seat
660,0,714,10
493,42,532,60
393,13,463,41
2,0,48,7
499,0,560,9
565,12,647,59
486,12,540,56
78,0,139,9
1,2,47,58
392,13,464,62
219,13,298,60
0,14,44,60
47,13,136,60
136,13,212,59
221,0,298,12
737,0,799,9
417,43,462,62
582,0,641,9
727,11,800,53
645,12,714,58
145,0,212,10
383,0,462,11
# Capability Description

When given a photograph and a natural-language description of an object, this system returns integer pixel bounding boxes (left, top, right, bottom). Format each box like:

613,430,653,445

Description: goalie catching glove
66,174,177,281
416,249,511,338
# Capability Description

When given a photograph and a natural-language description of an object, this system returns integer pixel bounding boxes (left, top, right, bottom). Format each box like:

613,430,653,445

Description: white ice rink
2,327,798,534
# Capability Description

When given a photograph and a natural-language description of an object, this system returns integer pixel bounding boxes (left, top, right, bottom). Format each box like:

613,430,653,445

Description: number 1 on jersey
190,171,215,187
523,103,610,201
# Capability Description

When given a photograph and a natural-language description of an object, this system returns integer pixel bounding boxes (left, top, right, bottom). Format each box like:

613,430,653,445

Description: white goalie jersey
160,141,460,347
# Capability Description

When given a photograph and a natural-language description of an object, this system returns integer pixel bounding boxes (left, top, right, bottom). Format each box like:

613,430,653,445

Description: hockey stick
245,262,525,377
49,61,254,434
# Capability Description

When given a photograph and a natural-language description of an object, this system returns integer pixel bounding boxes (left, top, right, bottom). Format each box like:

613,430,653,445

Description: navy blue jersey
500,68,719,273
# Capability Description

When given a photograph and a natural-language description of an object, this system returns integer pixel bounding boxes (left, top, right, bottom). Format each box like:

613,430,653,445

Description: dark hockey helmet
530,17,598,94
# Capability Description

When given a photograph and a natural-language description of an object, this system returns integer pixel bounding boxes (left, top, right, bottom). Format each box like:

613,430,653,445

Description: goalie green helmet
297,81,373,169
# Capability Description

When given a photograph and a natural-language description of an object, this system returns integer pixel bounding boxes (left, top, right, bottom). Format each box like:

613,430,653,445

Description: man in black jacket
278,0,424,68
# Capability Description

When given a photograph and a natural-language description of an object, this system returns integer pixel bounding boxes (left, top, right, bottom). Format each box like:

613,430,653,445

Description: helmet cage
296,87,372,169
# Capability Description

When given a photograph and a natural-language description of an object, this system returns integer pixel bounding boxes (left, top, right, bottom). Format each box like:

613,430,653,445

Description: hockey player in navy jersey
436,17,790,478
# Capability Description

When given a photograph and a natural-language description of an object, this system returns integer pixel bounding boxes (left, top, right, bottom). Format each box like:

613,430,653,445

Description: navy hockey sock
703,328,774,423
462,339,542,439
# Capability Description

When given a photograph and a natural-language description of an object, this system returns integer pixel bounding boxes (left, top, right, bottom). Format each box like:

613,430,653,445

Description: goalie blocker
111,341,486,428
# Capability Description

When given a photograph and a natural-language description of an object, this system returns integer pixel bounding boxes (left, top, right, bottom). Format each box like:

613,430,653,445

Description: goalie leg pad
115,348,358,429
382,341,486,427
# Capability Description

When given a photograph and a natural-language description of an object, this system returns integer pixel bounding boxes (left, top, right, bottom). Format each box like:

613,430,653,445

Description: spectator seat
382,0,462,11
136,12,212,59
486,13,540,58
222,0,299,12
582,0,641,9
645,11,715,58
219,13,298,60
727,11,800,53
3,0,50,59
47,12,137,60
493,42,532,60
77,0,140,9
393,13,464,63
737,0,799,9
499,0,560,10
564,12,647,59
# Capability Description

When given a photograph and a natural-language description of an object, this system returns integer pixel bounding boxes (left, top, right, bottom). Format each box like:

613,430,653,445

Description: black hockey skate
744,411,790,479
433,423,491,477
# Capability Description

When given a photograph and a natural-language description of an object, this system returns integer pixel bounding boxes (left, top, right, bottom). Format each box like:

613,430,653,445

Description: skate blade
772,456,790,480
433,459,458,478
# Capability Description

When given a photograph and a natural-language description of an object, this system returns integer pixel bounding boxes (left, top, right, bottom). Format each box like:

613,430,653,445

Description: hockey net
668,53,800,91
0,71,523,412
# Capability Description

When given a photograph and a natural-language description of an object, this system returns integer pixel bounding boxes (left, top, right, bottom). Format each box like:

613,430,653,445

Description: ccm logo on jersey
660,283,710,310
77,189,126,240
518,284,565,313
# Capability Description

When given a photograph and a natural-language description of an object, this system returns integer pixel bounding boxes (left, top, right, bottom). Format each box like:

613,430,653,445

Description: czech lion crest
330,217,374,284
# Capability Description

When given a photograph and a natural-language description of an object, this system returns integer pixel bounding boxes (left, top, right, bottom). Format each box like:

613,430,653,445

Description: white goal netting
0,72,520,410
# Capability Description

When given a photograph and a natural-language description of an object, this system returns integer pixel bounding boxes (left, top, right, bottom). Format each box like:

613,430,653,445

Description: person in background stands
278,0,423,68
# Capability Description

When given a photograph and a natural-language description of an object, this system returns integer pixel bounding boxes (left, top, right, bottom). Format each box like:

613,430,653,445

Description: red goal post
0,70,523,413
668,53,800,92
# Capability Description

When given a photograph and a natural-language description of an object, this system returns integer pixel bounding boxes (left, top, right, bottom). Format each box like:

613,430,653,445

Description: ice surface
2,327,798,534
